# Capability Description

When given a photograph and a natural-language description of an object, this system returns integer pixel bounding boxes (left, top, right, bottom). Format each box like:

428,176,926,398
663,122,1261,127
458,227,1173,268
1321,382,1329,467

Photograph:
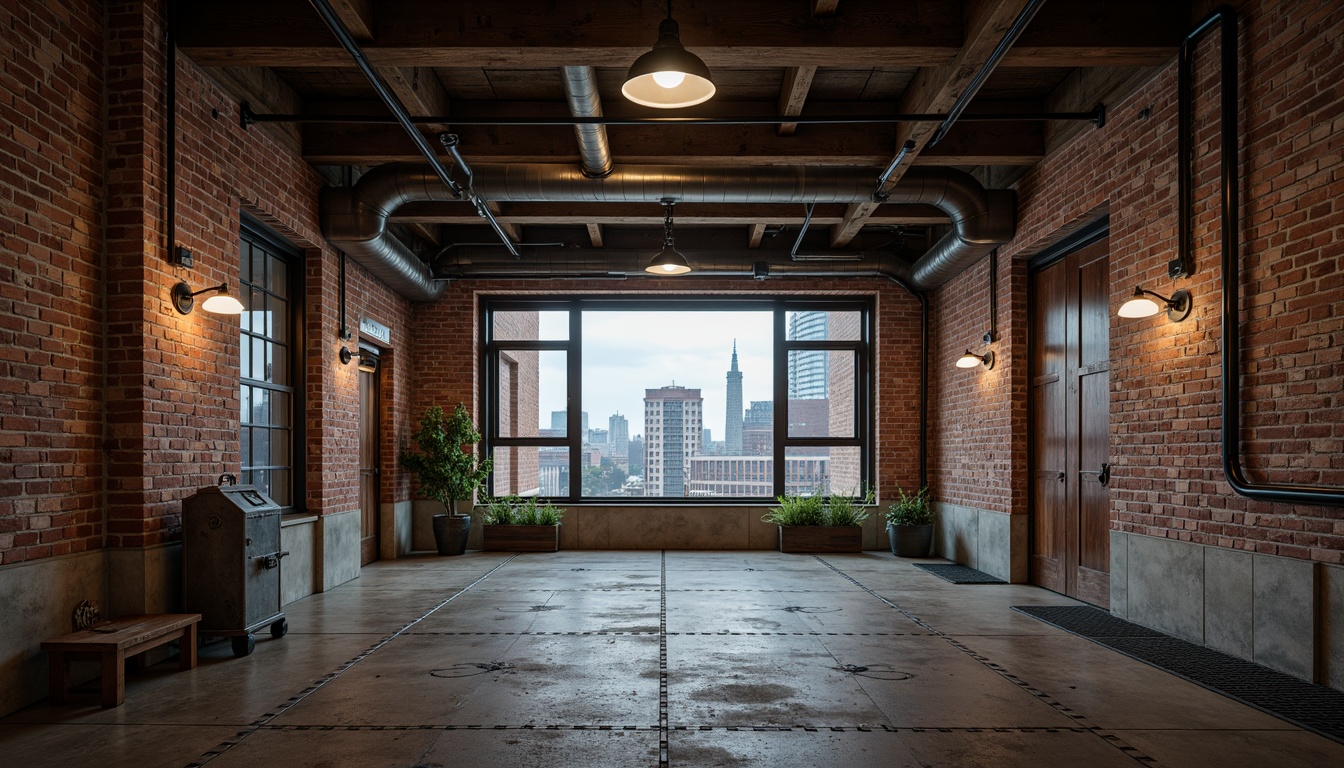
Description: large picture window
482,298,870,502
239,217,304,511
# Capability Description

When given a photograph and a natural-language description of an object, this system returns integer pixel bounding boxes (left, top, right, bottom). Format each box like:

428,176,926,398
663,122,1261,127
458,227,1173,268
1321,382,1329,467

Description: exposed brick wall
932,0,1344,563
0,1,106,565
2,0,416,566
411,277,924,506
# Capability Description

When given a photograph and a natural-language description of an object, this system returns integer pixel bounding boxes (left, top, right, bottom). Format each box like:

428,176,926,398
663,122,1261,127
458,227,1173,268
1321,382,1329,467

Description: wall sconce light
339,347,379,373
645,199,692,275
172,281,243,315
956,349,994,369
622,0,716,109
1118,286,1193,321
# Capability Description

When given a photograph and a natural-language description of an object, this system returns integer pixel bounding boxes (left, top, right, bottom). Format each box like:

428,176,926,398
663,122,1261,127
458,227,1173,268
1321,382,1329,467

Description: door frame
358,344,382,566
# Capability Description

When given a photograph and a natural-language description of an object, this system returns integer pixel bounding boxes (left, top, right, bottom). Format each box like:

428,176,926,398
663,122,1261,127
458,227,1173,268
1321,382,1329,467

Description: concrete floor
3,551,1342,767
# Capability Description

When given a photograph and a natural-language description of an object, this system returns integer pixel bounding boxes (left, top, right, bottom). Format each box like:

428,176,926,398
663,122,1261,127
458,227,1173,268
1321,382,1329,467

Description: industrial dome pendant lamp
622,0,716,109
645,199,692,275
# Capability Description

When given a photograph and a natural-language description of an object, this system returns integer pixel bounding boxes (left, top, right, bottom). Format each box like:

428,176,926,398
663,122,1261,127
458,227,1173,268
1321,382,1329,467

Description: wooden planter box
778,525,863,553
482,524,560,552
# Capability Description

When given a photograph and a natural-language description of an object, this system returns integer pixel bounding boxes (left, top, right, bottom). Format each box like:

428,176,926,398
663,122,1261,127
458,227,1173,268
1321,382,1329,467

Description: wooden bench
42,613,201,708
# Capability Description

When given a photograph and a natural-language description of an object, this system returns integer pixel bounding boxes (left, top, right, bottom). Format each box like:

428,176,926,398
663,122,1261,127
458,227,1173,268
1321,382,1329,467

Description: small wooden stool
42,614,201,708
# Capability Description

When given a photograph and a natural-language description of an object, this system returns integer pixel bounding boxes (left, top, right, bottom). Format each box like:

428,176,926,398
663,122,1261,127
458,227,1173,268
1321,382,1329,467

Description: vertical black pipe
165,0,176,264
1181,6,1344,506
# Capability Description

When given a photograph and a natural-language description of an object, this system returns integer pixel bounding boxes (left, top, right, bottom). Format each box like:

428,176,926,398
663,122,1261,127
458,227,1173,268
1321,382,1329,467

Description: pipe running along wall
320,163,1015,300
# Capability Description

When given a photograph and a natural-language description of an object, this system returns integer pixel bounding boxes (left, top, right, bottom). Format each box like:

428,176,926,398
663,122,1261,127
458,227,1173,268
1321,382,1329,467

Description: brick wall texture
932,0,1344,563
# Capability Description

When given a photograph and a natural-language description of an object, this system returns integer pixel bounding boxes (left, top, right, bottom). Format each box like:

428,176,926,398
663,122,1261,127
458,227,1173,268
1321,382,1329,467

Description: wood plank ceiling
177,0,1189,255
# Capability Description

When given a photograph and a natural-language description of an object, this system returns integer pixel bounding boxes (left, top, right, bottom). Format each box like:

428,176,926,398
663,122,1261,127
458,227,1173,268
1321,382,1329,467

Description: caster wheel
231,634,256,657
270,619,289,639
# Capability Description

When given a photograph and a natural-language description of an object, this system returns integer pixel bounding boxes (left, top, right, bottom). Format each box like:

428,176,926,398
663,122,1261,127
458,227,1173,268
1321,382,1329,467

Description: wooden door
1030,237,1110,606
359,352,381,566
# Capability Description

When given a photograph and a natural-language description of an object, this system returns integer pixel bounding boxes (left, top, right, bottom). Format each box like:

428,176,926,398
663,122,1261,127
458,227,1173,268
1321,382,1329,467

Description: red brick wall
0,1,106,565
932,0,1344,562
2,0,416,566
411,277,924,505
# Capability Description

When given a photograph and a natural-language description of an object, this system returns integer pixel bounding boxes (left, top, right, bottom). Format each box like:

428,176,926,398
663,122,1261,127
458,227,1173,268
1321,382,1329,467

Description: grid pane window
239,223,300,510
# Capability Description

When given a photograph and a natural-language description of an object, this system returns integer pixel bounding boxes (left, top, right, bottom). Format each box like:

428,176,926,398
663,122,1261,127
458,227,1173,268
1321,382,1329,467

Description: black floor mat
912,563,1006,584
1013,604,1344,744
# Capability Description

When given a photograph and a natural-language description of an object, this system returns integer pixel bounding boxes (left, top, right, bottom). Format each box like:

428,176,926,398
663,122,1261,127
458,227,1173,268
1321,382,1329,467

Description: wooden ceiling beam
300,120,1043,166
813,1,841,16
586,223,605,248
747,223,768,248
203,67,304,153
777,66,817,137
831,0,1033,247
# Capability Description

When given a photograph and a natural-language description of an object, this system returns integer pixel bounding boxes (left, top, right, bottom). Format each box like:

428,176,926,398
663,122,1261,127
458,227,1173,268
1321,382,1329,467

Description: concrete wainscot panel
383,500,414,558
976,509,1016,583
1109,531,1128,618
322,509,363,590
1324,564,1344,692
0,550,107,717
1125,534,1204,643
280,517,318,604
934,503,977,566
1252,553,1316,681
1203,546,1253,660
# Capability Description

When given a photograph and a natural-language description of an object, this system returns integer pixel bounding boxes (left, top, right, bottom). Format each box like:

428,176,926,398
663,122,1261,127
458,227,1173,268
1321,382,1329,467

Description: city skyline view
538,311,775,441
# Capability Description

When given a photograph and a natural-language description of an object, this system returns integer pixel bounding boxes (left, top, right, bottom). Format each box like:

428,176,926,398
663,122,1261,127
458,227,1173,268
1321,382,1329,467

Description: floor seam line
811,556,1164,768
183,554,519,768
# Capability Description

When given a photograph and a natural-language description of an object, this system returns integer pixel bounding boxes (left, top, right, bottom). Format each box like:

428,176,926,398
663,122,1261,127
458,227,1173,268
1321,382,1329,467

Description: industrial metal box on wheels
182,476,289,657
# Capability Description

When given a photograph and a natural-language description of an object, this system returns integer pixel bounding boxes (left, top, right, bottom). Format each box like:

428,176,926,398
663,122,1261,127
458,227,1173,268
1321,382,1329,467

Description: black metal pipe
240,108,1104,127
927,0,1050,148
1184,6,1344,507
166,0,176,264
439,134,521,258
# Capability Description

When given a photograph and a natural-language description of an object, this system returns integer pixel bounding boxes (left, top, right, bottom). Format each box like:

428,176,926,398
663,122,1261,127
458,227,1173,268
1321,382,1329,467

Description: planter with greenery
885,485,934,557
480,495,564,552
400,404,492,556
764,490,871,553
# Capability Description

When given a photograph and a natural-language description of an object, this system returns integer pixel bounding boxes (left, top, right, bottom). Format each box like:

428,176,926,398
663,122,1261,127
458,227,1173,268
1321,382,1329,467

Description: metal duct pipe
321,163,1015,298
561,66,614,178
437,247,898,279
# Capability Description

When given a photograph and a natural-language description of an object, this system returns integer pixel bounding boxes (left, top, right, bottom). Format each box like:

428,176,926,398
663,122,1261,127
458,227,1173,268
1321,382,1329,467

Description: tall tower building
609,412,630,470
787,311,830,400
643,385,703,497
725,341,744,455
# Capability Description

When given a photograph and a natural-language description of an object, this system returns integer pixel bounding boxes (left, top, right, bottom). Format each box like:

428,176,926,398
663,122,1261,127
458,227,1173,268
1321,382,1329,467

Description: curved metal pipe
322,162,1014,297
561,66,614,178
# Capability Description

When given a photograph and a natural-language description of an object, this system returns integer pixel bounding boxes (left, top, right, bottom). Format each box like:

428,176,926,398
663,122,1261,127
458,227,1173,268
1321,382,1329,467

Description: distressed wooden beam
813,0,841,16
327,0,373,39
747,223,768,248
832,0,1032,247
586,223,604,248
380,66,451,130
486,201,522,242
777,66,817,136
1043,65,1157,152
204,66,303,153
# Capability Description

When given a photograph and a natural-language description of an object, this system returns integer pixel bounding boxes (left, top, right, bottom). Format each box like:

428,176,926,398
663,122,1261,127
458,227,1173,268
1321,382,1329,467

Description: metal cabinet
182,479,289,656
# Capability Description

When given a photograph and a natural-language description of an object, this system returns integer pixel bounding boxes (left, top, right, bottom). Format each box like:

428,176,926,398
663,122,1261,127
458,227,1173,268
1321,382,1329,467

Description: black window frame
239,214,306,513
480,296,873,504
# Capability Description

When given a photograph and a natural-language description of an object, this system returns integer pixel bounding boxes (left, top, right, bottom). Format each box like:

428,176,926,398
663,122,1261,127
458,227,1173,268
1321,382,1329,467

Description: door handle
1058,472,1066,483
1079,463,1111,486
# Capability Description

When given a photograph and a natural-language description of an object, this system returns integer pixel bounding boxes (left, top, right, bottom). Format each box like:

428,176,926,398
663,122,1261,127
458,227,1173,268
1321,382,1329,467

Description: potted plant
763,488,871,553
481,495,564,552
400,404,492,555
886,485,934,557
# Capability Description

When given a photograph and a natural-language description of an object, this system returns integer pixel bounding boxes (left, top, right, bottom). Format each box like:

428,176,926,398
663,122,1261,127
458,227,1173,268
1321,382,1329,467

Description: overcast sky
537,311,774,440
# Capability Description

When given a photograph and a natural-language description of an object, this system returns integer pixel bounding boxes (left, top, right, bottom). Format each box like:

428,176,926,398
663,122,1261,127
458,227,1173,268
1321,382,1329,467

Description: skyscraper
643,385,703,497
550,410,589,437
725,341,743,455
787,311,829,399
609,412,630,470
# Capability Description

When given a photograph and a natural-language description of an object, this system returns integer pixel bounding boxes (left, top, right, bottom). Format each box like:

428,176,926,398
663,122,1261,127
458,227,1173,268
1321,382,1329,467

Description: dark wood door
1030,237,1110,606
359,354,380,566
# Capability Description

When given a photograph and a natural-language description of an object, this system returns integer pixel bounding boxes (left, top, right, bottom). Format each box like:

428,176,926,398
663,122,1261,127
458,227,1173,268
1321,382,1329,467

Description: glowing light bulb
652,71,686,89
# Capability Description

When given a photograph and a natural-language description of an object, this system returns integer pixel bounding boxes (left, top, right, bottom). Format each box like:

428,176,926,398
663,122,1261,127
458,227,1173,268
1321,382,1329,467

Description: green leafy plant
885,485,933,526
400,404,492,507
763,487,871,527
482,495,564,525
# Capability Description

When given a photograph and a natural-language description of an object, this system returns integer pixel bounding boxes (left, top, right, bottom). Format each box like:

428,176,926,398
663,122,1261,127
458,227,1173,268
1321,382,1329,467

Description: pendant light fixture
622,0,716,109
645,199,692,275
1118,286,1193,321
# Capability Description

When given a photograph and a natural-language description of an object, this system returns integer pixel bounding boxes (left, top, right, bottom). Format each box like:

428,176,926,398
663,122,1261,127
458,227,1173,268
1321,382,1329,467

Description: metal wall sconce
956,348,995,369
339,347,379,373
645,199,692,275
172,281,243,315
1118,286,1193,321
622,0,715,109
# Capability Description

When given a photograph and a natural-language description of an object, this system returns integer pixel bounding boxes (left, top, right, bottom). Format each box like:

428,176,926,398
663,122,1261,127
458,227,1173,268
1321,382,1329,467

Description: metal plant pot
432,514,471,556
888,523,933,558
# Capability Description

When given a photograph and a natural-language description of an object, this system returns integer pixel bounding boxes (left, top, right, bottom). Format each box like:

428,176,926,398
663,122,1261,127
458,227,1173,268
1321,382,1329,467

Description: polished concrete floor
3,551,1342,767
